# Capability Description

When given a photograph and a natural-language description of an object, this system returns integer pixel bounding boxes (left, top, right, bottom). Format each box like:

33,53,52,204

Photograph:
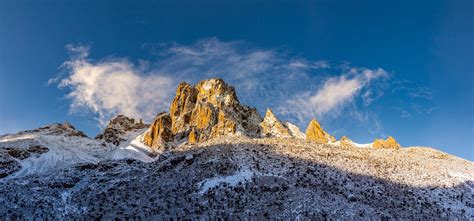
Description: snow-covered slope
109,129,155,163
0,136,472,219
0,123,156,178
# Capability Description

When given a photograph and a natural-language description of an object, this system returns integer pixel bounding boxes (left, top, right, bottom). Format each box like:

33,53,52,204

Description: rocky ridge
373,136,401,149
260,109,292,138
95,115,149,146
143,78,402,150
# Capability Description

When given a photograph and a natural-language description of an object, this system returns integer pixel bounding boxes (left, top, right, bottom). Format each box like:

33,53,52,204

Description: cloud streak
280,68,388,123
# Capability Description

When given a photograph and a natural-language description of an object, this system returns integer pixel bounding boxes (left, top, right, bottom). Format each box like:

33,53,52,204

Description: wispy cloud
51,44,175,126
52,38,391,133
279,68,388,123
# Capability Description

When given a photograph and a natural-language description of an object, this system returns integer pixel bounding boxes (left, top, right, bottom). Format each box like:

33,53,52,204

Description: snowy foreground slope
1,135,473,219
0,123,154,178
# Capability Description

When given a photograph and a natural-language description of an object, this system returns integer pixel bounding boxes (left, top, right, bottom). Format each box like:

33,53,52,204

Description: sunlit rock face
144,78,262,146
95,115,148,146
305,119,335,144
260,109,292,138
169,82,198,136
143,112,173,148
339,136,355,148
373,136,401,149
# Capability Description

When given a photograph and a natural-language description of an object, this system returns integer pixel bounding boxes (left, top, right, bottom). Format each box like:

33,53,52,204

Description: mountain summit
144,78,262,148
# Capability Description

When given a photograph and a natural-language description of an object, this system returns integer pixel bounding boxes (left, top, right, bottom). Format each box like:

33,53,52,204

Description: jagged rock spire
305,118,335,144
260,109,292,138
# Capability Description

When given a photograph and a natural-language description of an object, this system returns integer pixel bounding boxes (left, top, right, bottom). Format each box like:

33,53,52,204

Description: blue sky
0,0,472,160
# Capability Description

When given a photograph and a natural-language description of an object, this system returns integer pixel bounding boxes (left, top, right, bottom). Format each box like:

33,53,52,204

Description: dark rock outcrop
95,115,149,146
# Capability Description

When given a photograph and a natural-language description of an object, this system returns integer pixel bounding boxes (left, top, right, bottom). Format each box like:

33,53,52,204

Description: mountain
144,79,262,147
0,78,472,219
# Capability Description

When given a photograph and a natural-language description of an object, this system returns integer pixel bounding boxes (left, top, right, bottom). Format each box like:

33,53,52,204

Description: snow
9,134,100,178
1,125,157,178
199,168,254,194
1,135,473,219
110,133,154,163
351,142,373,148
284,122,306,139
330,140,373,148
108,128,155,163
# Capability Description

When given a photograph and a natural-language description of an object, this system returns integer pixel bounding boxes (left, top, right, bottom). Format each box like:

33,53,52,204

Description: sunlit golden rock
260,109,292,138
144,78,262,147
373,136,401,149
339,136,355,148
305,118,334,143
143,112,173,148
170,82,197,135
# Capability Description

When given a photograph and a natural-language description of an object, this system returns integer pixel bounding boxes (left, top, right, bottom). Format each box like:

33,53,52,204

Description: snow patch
199,168,254,194
109,133,154,163
284,122,305,139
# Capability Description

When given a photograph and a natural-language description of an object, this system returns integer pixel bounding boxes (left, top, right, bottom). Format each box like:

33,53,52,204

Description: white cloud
281,68,388,123
55,45,174,126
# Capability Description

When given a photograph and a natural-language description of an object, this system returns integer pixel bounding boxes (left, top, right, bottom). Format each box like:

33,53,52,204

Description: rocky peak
373,136,401,149
95,115,149,146
338,136,355,148
284,122,306,139
260,109,292,138
195,78,239,108
305,119,335,144
144,78,262,147
104,115,147,131
24,122,88,137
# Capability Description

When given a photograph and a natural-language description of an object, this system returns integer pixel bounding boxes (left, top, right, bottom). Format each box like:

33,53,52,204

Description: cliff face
144,78,262,147
143,112,173,148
